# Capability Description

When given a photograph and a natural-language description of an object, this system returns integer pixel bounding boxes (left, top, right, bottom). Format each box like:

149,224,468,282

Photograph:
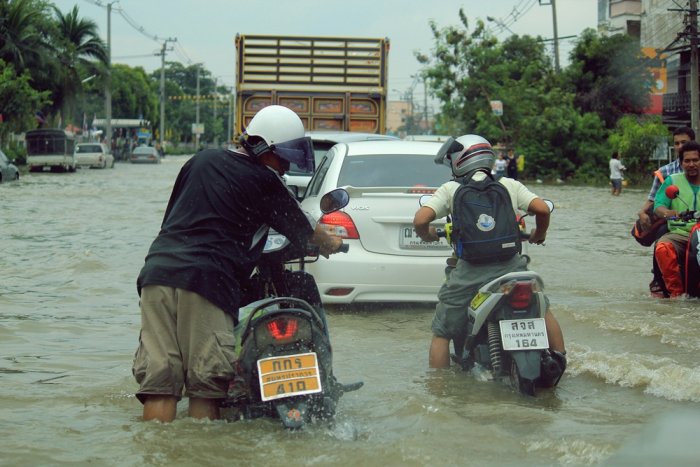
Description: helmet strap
239,133,271,157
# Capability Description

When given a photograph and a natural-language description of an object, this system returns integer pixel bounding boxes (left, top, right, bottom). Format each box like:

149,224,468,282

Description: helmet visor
271,136,315,174
435,137,463,166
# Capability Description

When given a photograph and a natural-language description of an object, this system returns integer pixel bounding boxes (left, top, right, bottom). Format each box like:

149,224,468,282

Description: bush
3,141,27,165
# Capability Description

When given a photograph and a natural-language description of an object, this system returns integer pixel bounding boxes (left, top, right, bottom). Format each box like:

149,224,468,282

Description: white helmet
240,105,314,172
435,134,495,178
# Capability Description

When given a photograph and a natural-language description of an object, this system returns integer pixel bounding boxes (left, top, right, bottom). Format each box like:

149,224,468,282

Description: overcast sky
51,0,598,101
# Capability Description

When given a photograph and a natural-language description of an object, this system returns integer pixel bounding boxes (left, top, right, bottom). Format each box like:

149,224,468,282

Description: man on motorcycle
636,127,694,296
653,140,700,297
133,105,344,423
413,134,565,369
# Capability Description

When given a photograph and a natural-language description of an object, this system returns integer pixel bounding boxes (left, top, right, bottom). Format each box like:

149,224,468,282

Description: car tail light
254,315,312,347
501,280,536,309
319,211,359,239
326,287,354,296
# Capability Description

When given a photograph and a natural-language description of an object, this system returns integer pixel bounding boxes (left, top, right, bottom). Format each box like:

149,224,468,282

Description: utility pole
691,0,699,134
195,64,201,150
105,2,115,147
159,38,176,149
228,89,233,145
539,0,560,72
213,77,218,148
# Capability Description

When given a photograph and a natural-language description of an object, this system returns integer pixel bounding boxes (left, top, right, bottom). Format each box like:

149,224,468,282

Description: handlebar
338,243,350,253
436,229,446,238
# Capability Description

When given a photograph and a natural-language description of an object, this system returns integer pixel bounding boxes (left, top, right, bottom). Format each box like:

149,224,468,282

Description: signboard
192,123,205,135
490,100,503,116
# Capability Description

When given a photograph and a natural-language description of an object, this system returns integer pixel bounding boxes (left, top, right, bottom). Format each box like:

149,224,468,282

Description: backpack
451,172,521,263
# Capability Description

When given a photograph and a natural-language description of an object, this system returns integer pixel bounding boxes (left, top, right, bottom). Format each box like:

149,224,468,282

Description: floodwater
1,156,699,466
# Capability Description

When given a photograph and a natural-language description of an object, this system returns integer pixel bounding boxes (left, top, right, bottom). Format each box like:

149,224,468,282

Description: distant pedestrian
506,149,518,179
609,152,626,196
494,153,507,180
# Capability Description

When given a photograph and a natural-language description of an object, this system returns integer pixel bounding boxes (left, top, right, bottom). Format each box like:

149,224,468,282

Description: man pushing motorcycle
653,140,700,298
413,134,565,369
133,105,344,423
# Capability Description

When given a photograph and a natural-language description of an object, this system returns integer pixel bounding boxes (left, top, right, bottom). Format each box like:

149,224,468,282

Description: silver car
129,145,161,164
299,140,453,304
0,149,20,183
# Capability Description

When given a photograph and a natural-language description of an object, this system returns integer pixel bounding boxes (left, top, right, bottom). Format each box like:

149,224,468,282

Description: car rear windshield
134,147,154,154
76,145,102,153
337,154,451,187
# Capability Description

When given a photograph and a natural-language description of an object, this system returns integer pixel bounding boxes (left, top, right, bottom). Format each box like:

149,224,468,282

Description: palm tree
51,5,108,125
0,0,53,73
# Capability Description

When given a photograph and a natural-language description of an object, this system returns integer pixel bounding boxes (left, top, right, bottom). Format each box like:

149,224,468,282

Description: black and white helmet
435,134,495,178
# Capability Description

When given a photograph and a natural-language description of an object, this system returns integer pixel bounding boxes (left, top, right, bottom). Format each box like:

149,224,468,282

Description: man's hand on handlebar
312,224,345,258
528,228,547,245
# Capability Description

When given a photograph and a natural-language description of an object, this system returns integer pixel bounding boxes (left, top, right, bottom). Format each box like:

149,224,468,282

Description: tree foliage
564,29,653,128
0,59,51,143
608,115,668,184
417,8,612,182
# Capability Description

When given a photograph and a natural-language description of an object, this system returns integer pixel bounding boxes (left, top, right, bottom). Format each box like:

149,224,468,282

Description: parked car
299,140,452,304
284,131,399,198
75,142,114,169
129,145,161,164
0,149,20,183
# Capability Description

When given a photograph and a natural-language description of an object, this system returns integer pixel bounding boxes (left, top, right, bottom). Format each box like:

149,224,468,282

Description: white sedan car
75,143,114,169
300,140,453,304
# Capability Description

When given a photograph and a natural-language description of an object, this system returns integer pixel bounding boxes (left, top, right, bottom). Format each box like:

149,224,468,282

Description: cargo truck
234,34,389,139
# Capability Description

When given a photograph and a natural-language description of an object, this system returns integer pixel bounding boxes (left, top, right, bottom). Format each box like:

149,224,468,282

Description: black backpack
451,172,521,263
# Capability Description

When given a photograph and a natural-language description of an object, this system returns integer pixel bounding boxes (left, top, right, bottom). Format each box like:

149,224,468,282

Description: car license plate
399,225,450,250
499,318,549,351
257,352,322,402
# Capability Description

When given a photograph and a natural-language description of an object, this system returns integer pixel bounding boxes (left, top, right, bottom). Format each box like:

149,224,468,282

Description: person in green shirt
653,141,700,297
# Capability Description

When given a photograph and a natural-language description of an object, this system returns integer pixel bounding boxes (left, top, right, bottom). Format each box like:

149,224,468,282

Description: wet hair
673,126,695,141
678,140,700,161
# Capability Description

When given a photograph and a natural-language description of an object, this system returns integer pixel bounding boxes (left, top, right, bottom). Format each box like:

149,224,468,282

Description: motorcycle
420,195,565,396
221,188,363,428
660,184,700,297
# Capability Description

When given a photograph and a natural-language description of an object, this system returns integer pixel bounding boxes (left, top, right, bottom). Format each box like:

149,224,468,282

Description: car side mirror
320,188,349,214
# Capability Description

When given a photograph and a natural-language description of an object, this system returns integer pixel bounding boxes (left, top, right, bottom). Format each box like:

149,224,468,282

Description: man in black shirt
132,105,343,422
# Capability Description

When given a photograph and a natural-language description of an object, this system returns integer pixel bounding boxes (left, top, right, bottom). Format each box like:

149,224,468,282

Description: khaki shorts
132,285,237,403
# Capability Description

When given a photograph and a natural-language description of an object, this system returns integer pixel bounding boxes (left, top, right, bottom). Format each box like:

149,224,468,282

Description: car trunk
343,187,452,257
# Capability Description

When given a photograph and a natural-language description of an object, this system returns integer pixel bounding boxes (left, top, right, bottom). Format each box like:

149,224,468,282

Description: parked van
25,129,77,172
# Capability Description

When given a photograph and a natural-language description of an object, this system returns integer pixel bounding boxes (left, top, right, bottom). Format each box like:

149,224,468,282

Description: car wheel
14,172,19,181
101,160,107,169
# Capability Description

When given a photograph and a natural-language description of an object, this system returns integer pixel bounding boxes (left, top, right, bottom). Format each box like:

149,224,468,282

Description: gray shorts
431,255,529,339
132,285,237,403
611,178,622,189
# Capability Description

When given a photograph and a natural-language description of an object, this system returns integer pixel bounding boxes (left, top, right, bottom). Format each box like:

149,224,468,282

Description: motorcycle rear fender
511,350,542,381
468,291,547,341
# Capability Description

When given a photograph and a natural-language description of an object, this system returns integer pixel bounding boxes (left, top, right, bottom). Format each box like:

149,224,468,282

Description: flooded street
1,156,699,466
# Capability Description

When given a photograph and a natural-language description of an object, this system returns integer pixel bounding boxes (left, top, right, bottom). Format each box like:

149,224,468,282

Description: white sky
51,0,598,102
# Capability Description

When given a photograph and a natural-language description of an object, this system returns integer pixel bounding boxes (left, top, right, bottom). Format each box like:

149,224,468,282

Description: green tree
110,64,158,123
608,115,668,184
50,4,108,124
0,59,51,144
417,8,611,182
564,29,652,128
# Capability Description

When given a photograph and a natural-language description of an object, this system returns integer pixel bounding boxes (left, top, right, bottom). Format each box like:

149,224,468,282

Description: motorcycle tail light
255,315,312,347
319,211,360,239
502,280,535,309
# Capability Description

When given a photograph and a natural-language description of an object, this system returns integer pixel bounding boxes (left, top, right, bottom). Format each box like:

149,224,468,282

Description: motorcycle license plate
499,318,549,351
257,352,322,402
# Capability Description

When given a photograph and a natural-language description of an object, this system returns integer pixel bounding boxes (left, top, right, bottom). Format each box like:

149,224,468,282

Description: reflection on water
1,164,699,465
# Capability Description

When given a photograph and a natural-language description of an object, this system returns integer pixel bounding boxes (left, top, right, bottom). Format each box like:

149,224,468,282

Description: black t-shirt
137,149,315,316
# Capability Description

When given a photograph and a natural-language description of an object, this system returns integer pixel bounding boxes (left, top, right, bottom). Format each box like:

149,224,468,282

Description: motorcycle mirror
320,188,350,214
418,194,432,207
665,185,680,200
